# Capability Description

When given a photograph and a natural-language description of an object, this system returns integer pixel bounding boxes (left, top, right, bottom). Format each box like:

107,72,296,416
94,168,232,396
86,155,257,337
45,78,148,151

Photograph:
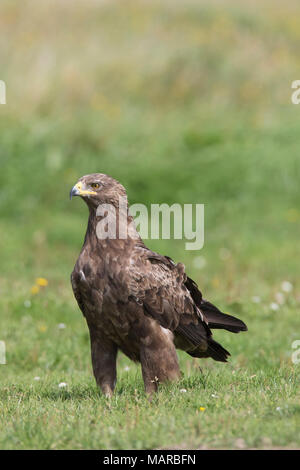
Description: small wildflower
58,382,67,388
251,296,261,303
30,285,40,295
124,366,130,372
38,324,47,333
270,302,279,311
276,406,281,412
24,300,32,308
151,376,159,383
180,388,187,393
36,278,48,287
211,393,218,398
199,407,206,411
274,292,285,305
193,256,206,270
33,376,40,381
58,323,66,329
281,281,293,293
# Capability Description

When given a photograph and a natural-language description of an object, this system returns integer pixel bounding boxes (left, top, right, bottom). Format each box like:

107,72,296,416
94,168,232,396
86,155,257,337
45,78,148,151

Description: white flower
33,376,40,381
58,323,66,329
211,393,218,398
274,292,285,305
58,382,67,388
252,296,261,303
270,302,279,311
276,406,281,411
192,256,206,269
180,388,187,393
124,366,130,372
24,300,32,308
281,281,293,293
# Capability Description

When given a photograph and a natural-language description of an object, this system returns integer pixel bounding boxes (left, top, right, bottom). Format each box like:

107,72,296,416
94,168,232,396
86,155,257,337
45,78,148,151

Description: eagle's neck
83,204,141,252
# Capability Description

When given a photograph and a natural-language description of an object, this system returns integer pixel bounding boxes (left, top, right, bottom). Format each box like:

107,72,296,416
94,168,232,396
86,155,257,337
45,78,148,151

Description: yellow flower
36,278,48,287
199,407,206,412
38,324,47,333
30,285,40,295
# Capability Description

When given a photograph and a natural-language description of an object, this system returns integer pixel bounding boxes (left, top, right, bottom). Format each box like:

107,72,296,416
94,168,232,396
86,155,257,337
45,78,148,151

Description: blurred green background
1,0,300,285
0,0,299,449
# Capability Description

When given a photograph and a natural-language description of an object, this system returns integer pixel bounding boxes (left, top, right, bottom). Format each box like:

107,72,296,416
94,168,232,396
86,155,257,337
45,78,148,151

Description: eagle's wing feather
128,246,244,362
129,246,211,339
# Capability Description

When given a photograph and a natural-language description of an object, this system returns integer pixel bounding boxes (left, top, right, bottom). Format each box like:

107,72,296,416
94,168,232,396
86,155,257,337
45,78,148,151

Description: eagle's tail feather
206,338,230,362
187,338,230,362
176,323,231,363
200,300,247,333
185,276,247,333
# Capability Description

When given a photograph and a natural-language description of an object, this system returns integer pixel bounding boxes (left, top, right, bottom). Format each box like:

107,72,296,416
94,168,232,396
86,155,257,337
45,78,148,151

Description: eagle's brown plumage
70,173,247,396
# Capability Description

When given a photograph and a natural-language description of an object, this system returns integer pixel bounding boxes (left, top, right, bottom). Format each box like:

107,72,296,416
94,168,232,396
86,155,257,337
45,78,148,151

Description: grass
0,0,300,449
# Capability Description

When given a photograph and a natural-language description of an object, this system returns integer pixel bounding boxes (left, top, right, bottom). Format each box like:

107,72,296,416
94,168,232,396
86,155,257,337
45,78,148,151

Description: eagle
70,173,247,396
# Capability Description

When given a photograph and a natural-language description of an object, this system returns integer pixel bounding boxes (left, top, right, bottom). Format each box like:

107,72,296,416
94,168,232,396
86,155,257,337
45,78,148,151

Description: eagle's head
70,173,127,208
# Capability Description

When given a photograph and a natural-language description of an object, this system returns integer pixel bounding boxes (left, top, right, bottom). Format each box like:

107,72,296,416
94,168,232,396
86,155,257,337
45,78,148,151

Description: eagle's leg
89,331,118,397
140,328,181,396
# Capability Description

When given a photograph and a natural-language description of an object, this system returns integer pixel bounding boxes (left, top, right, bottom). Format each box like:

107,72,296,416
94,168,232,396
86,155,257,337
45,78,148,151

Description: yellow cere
75,182,97,196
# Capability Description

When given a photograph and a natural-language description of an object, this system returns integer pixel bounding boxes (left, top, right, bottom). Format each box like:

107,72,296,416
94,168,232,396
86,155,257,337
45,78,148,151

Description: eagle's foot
100,383,114,399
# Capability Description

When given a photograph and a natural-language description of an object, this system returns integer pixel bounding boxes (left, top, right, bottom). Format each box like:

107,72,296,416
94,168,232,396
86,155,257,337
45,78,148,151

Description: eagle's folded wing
128,246,209,334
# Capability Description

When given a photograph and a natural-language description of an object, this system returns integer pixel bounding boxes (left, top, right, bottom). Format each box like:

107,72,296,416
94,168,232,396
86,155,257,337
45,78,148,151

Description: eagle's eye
91,183,100,189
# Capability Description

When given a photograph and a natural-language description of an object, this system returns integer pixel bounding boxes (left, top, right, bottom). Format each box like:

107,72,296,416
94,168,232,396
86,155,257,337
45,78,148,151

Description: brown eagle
70,173,247,396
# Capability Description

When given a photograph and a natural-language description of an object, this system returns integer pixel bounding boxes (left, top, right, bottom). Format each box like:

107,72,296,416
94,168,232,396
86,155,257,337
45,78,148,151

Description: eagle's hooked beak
70,182,97,200
70,184,80,200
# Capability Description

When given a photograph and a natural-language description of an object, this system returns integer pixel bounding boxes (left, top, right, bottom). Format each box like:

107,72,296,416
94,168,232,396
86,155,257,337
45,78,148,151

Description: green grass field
0,0,299,449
